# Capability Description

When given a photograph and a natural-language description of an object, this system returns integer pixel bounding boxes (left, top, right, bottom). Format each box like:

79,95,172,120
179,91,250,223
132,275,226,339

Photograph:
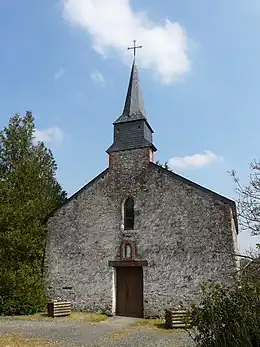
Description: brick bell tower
106,53,157,171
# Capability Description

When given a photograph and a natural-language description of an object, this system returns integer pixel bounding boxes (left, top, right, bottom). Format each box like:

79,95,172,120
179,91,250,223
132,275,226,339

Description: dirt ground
0,314,195,347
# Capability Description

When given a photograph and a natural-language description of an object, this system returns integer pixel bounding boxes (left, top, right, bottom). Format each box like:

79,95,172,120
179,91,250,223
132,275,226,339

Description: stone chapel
44,59,239,318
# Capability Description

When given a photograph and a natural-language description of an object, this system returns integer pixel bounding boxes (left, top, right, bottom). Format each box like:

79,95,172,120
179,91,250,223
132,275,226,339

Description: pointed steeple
114,60,147,124
106,49,156,154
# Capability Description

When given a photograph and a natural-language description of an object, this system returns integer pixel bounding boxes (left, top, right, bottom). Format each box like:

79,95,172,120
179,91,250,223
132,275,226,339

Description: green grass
1,311,108,323
134,318,167,330
67,311,108,323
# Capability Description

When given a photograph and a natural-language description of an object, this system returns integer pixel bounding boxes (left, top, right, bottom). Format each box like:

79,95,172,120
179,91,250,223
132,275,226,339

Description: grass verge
0,333,61,346
134,318,167,330
1,311,108,323
67,311,108,323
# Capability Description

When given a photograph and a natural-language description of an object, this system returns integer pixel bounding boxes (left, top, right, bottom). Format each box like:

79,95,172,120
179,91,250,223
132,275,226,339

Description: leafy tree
0,111,66,315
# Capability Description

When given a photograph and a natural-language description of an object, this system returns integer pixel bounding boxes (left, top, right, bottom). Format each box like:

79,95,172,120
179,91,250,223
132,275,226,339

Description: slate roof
107,60,156,153
107,139,156,153
114,60,147,124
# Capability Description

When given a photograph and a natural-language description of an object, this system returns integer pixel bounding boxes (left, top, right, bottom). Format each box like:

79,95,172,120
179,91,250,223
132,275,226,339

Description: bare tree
155,160,173,171
230,160,260,236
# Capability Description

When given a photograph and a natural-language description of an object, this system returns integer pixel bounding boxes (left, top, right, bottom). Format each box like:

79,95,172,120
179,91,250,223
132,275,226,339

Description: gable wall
139,166,237,316
44,148,237,317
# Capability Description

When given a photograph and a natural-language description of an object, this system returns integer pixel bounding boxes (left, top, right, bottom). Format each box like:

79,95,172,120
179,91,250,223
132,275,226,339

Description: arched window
125,244,132,258
124,197,134,230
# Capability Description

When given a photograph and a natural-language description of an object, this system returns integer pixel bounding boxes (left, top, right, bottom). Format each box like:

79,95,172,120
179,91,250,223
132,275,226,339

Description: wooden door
116,266,143,318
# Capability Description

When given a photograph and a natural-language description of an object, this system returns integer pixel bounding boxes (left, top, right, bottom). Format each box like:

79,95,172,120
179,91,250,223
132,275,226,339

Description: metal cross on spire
127,40,142,58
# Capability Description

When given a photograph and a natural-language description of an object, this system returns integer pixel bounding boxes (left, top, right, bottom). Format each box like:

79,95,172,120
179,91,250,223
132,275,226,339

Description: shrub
189,278,260,347
0,262,47,315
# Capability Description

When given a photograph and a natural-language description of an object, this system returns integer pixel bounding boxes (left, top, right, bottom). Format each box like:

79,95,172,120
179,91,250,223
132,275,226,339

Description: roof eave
113,118,154,133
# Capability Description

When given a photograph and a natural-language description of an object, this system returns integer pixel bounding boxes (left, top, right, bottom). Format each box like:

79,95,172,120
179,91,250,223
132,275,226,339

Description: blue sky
0,0,259,252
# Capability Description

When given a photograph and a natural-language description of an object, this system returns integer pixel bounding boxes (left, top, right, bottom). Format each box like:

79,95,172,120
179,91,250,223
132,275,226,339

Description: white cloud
63,0,190,84
34,127,65,144
169,150,223,170
90,70,106,84
54,67,65,80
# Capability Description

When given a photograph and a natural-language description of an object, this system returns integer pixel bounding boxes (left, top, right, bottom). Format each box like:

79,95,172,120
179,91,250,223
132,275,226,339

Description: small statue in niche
125,244,132,258
120,240,136,260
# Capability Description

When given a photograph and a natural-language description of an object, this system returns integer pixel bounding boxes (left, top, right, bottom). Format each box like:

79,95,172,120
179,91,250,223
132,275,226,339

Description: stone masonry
44,146,238,317
44,60,239,318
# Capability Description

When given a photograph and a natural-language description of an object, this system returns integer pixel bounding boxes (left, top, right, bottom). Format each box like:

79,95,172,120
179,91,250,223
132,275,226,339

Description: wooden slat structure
165,309,191,329
47,301,71,317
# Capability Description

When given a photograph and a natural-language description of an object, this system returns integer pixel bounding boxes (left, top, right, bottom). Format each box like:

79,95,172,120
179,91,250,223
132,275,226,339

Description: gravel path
0,316,194,346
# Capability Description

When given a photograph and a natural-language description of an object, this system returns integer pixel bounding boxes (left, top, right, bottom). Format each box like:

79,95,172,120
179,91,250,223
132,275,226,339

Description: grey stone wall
44,147,238,317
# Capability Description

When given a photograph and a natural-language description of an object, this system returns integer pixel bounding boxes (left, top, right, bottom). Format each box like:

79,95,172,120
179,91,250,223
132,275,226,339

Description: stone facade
44,146,238,317
44,60,238,318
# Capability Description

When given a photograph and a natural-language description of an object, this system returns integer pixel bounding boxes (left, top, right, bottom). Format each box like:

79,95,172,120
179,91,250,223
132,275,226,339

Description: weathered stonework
44,60,238,318
44,147,238,318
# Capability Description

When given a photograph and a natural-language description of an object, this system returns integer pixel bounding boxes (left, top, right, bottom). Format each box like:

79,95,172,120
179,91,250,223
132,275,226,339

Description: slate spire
114,59,147,124
106,45,156,154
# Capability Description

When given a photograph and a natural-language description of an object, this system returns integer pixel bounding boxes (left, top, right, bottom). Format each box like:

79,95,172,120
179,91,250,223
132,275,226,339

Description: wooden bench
47,301,71,317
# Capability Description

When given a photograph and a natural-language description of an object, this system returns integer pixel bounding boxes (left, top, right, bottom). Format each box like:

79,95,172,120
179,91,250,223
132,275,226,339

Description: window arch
124,197,134,230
